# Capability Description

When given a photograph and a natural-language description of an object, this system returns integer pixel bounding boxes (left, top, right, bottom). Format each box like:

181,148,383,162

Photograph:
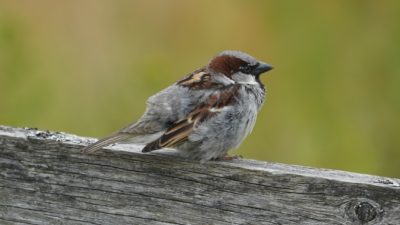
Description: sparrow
82,50,273,161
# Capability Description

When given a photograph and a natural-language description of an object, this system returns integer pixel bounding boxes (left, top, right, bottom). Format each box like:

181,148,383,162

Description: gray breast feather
180,85,265,161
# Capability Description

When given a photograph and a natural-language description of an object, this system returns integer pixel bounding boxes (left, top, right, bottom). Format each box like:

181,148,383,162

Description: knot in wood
355,202,377,222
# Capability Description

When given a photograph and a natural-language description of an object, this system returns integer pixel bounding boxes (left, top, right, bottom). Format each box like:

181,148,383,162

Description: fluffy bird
82,50,273,161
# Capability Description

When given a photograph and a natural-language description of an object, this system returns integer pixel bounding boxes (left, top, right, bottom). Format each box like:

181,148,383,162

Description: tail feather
82,133,131,154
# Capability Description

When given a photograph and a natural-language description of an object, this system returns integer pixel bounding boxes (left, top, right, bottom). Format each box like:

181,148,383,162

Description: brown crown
208,55,246,77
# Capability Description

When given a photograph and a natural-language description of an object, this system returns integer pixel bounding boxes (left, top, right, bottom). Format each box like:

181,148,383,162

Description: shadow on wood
0,125,399,225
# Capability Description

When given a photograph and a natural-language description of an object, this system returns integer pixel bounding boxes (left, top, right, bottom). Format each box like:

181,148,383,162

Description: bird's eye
240,65,251,74
240,63,258,74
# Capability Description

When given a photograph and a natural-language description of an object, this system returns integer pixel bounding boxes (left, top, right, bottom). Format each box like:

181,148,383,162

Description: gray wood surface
0,125,399,225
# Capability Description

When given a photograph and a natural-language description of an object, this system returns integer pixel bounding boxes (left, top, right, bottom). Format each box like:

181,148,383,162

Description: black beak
255,62,273,75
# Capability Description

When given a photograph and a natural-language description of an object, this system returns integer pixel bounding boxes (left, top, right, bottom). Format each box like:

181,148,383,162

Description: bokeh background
1,1,399,178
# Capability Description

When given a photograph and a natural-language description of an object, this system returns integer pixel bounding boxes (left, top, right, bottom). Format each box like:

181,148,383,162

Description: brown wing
142,85,240,152
177,68,223,89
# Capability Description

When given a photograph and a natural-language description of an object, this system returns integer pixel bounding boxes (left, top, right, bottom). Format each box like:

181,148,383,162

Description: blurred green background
1,1,399,177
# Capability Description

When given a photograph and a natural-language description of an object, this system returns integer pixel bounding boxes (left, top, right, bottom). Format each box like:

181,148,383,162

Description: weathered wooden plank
0,125,399,225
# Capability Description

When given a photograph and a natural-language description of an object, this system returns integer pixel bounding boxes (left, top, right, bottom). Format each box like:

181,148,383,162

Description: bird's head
208,50,273,85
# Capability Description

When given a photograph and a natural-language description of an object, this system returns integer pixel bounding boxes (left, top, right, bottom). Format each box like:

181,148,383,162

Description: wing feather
177,69,223,89
142,85,240,152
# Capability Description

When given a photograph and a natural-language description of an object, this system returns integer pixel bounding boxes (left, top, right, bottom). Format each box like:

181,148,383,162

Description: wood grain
0,125,399,225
